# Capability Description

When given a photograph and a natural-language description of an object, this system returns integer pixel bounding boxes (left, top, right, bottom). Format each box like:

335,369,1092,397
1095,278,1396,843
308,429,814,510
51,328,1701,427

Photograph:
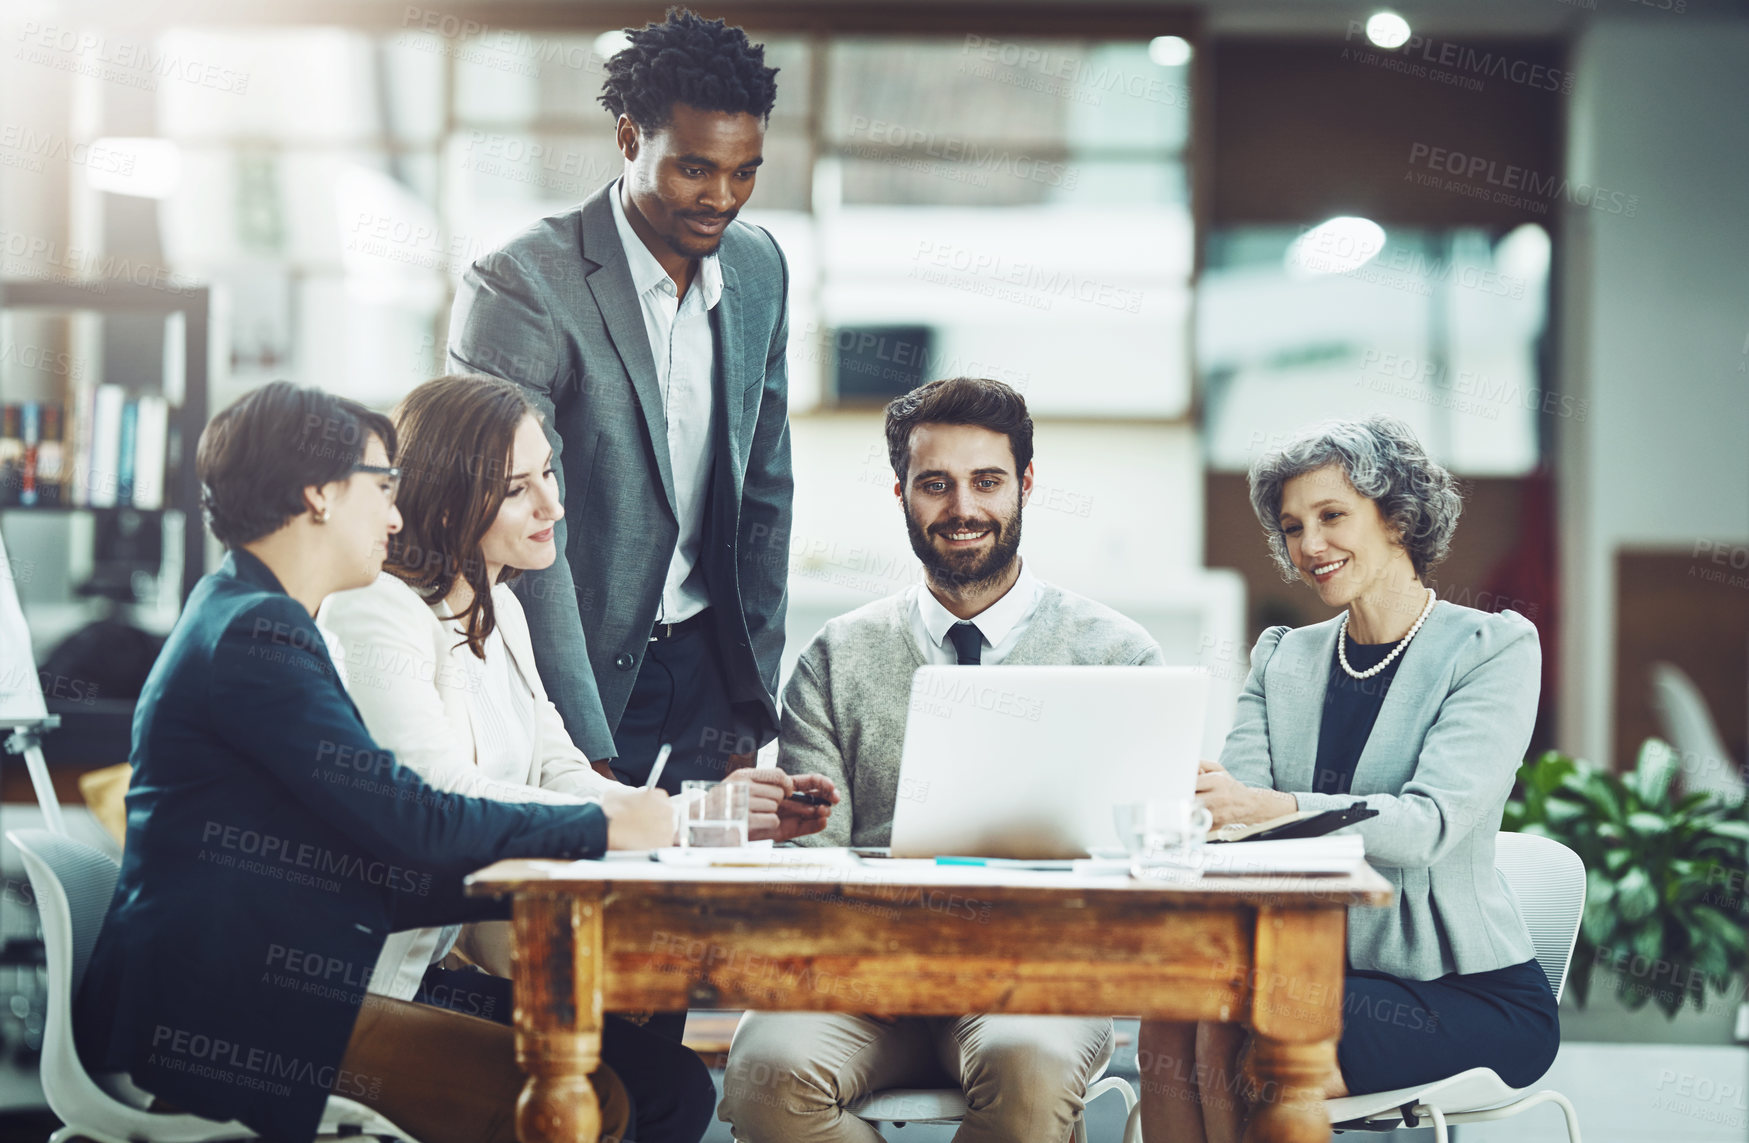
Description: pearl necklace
1338,588,1437,680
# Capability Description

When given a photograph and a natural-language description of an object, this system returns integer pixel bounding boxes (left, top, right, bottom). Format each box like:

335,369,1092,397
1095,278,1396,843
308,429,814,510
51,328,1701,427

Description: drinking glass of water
1113,799,1213,878
681,780,751,848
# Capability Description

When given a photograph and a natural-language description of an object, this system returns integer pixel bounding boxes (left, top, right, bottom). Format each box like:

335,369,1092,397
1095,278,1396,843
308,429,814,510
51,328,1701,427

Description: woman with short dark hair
195,379,402,600
1138,416,1559,1143
74,381,669,1143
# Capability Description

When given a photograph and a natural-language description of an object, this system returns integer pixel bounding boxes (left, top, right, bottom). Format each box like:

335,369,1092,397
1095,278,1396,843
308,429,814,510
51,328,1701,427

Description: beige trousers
339,993,631,1143
718,1012,1113,1143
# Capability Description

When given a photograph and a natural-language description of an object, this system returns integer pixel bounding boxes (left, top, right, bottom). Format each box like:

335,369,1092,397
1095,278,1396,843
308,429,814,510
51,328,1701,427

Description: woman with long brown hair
319,374,719,1142
319,374,831,1143
322,374,617,814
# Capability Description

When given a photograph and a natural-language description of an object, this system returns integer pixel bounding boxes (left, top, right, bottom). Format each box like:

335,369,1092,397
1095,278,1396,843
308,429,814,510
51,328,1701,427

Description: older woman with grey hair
1136,416,1559,1143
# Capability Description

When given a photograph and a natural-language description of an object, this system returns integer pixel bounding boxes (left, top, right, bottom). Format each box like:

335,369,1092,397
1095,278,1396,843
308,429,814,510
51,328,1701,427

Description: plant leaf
1709,820,1749,843
1616,867,1659,921
1633,738,1680,808
1631,921,1665,962
1626,811,1670,836
1568,955,1594,1006
1693,942,1729,981
1692,905,1749,953
1545,800,1588,826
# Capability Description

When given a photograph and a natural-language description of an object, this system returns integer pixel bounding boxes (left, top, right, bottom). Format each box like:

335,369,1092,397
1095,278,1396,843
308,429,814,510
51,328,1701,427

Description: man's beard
905,495,1023,596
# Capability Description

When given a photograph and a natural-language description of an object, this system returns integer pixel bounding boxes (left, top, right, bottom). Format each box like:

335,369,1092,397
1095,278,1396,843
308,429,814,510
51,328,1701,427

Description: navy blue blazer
74,548,607,1142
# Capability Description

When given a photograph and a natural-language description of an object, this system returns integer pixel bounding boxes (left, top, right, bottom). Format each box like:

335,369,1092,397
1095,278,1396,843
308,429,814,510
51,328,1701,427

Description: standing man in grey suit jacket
448,11,795,791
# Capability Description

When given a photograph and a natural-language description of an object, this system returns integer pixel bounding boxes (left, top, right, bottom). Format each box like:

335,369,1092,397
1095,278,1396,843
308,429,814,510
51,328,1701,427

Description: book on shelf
131,395,167,510
0,391,167,510
0,405,20,504
88,385,124,509
116,397,138,507
1,402,65,508
18,403,40,506
38,405,65,506
71,384,95,507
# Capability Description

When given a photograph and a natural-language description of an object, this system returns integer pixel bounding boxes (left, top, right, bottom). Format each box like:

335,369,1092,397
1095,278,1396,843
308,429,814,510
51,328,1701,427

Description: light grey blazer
447,182,793,762
1220,601,1540,980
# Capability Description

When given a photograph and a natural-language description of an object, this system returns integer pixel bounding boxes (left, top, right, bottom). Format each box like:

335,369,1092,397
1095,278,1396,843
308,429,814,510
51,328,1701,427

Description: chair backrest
1494,831,1586,1004
1650,662,1745,805
7,828,418,1143
11,828,120,994
7,827,147,1135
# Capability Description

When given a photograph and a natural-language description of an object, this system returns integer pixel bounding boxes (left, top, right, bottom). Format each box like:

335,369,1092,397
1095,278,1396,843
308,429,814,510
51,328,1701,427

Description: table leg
1242,907,1345,1143
513,891,605,1143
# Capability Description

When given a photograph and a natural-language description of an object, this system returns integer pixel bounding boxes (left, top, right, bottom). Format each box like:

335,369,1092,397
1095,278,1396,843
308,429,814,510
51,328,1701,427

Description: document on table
560,843,866,874
1196,835,1366,875
651,844,863,869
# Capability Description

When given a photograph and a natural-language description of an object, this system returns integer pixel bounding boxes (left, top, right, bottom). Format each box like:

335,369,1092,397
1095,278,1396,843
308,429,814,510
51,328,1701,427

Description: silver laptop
888,665,1208,860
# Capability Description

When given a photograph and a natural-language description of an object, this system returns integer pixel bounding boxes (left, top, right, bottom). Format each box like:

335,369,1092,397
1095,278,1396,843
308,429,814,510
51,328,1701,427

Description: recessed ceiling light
1148,36,1193,67
1285,216,1388,278
1365,12,1412,49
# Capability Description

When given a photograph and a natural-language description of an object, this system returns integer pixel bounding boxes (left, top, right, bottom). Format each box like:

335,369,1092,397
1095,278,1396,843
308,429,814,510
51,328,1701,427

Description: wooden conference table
466,851,1393,1143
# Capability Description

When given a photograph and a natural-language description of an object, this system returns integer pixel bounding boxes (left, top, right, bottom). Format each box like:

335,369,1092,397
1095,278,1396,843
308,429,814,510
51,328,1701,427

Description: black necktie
948,621,983,665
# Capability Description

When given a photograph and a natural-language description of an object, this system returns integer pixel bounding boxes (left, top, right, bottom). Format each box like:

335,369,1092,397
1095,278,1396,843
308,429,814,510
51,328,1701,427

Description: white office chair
847,1063,1138,1142
1322,831,1586,1142
1650,661,1745,806
8,828,418,1143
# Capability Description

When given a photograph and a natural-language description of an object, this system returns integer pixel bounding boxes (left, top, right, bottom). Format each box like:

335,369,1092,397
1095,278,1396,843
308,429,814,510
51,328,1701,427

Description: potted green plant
1505,738,1749,1041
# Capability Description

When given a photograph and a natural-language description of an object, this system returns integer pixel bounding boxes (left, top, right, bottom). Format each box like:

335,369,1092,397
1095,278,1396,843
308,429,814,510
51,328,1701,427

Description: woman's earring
316,507,330,524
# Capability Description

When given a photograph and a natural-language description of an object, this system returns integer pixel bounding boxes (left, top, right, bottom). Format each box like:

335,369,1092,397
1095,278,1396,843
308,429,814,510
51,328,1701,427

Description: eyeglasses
353,463,402,502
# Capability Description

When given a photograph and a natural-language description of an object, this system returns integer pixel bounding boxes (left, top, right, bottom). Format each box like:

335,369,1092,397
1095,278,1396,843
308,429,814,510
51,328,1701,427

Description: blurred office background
1,0,1747,1140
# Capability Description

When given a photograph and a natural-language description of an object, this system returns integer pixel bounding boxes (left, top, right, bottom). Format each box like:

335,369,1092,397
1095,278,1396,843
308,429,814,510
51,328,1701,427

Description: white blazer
319,572,622,805
318,572,623,991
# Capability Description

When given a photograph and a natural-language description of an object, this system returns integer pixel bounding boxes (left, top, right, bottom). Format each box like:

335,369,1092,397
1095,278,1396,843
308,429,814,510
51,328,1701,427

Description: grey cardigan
779,583,1163,849
1221,601,1540,980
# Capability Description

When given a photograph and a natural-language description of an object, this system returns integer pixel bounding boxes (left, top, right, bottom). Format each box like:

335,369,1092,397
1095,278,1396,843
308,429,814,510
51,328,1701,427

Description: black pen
786,791,831,807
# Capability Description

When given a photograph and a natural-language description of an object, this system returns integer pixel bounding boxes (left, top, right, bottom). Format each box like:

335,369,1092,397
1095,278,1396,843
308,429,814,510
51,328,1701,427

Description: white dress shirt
609,182,721,623
465,625,537,787
910,561,1043,666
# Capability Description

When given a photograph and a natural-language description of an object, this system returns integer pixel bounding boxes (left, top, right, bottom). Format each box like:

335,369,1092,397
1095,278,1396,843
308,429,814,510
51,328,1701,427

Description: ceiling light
1365,12,1412,49
1285,216,1387,278
1148,36,1193,67
1495,223,1552,284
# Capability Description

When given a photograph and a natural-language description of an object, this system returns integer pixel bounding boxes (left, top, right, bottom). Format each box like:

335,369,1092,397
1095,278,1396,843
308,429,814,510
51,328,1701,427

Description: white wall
1558,22,1749,765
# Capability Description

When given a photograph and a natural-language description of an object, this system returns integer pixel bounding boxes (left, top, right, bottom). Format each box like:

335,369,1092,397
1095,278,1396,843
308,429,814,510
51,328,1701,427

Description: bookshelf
0,280,209,603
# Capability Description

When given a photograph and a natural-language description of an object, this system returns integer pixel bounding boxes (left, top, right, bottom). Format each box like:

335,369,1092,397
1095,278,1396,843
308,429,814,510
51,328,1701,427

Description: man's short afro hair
598,8,779,132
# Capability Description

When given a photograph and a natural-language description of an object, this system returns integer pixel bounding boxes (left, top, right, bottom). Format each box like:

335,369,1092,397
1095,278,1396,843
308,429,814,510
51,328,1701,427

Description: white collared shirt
462,624,536,787
609,181,721,623
910,561,1043,666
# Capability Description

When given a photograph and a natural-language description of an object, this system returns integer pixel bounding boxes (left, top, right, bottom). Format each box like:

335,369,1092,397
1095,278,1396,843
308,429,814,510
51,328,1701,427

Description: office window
1199,222,1553,475
120,27,1194,418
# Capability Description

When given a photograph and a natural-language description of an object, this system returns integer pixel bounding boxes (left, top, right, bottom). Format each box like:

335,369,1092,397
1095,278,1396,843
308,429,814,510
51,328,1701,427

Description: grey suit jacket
447,182,793,761
1221,601,1540,981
